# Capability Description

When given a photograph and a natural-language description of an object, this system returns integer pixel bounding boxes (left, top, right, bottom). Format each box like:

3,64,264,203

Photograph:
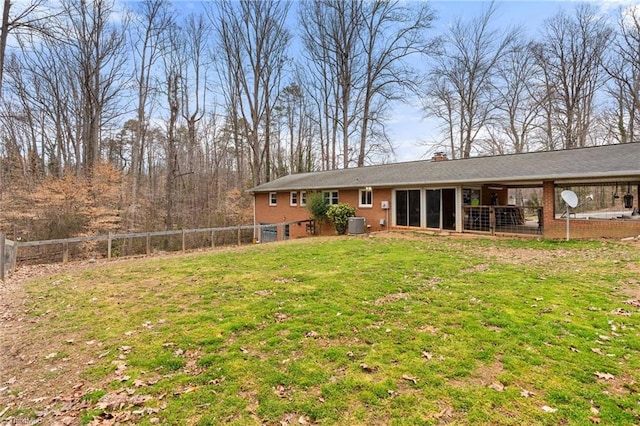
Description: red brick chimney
432,152,448,162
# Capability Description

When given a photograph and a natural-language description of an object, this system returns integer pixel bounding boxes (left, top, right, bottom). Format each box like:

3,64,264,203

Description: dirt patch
620,278,640,300
373,292,409,306
448,357,506,389
606,372,640,397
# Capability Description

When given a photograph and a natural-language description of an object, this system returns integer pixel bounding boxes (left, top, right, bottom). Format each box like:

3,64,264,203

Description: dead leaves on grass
277,413,312,425
401,374,418,385
359,363,377,373
88,389,164,425
488,381,505,392
373,292,409,306
274,384,292,399
594,371,615,381
623,298,640,308
274,312,290,322
520,388,535,398
275,277,299,285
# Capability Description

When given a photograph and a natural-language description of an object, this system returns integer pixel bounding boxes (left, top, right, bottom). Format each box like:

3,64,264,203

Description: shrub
306,192,328,222
326,203,356,235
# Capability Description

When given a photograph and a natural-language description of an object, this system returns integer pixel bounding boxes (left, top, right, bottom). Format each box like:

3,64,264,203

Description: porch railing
463,206,542,236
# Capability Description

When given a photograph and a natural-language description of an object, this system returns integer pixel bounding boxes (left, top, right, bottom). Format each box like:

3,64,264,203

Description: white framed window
300,191,307,206
359,188,373,207
269,192,277,206
290,191,298,206
323,190,339,205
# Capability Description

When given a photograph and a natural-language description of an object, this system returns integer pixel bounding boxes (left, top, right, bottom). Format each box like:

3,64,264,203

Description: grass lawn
2,233,640,425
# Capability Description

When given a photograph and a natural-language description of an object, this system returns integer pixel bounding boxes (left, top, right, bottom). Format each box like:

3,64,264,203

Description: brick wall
254,188,394,240
541,180,640,239
544,217,640,239
255,182,640,241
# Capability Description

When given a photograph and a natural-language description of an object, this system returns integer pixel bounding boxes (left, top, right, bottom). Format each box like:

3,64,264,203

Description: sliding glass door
426,189,441,228
396,190,421,227
426,188,456,230
396,188,456,230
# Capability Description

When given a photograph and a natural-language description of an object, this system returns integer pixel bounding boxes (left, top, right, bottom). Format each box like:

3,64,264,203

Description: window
300,191,307,206
290,191,298,206
359,188,373,207
323,190,339,205
269,192,277,206
463,188,481,206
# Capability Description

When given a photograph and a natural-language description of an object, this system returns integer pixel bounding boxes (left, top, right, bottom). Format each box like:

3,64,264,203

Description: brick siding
542,181,640,239
254,189,393,240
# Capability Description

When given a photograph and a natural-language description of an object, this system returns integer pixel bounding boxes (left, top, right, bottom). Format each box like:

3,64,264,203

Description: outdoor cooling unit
348,217,366,234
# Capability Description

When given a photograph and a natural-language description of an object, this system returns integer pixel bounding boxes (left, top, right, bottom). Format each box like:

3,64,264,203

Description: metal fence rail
0,223,293,280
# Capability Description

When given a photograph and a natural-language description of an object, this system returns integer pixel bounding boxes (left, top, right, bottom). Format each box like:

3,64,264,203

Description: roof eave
249,171,639,193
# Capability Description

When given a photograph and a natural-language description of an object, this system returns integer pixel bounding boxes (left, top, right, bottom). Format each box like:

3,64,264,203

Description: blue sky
100,0,639,162
390,0,638,161
130,0,635,162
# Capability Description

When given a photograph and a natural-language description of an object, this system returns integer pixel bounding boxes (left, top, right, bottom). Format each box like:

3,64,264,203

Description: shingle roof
249,143,640,193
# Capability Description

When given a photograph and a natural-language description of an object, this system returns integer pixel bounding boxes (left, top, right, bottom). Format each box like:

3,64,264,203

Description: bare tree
425,3,518,158
486,39,541,154
160,23,183,230
298,0,335,170
4,0,127,177
0,0,54,94
278,80,317,174
181,13,210,157
128,0,173,229
299,0,363,169
355,0,435,166
209,0,291,186
531,4,612,149
62,0,130,174
603,6,640,144
300,0,435,168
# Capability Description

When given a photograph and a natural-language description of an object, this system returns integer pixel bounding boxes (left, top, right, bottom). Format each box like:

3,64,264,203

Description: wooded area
1,0,639,242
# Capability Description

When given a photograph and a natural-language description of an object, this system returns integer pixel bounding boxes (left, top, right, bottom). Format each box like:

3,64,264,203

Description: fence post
146,232,151,256
489,207,496,236
211,229,215,248
62,241,69,264
182,229,186,253
107,232,112,260
237,226,241,246
1,233,5,281
9,240,17,273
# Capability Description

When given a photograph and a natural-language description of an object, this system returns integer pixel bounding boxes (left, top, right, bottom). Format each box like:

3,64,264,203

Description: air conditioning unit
348,217,366,234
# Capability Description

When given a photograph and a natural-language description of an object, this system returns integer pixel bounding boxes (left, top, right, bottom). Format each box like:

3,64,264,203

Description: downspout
252,193,257,243
455,186,463,232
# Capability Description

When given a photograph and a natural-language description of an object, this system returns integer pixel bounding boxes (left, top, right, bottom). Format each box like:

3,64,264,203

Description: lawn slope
1,234,639,425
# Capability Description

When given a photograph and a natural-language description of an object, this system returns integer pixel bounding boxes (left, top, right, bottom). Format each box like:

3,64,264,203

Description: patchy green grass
5,234,640,425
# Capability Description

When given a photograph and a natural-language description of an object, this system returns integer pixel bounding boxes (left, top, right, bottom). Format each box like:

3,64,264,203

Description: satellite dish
561,190,579,208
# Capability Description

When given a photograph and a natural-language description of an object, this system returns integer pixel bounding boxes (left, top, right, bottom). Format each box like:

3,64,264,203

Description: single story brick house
248,143,640,241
